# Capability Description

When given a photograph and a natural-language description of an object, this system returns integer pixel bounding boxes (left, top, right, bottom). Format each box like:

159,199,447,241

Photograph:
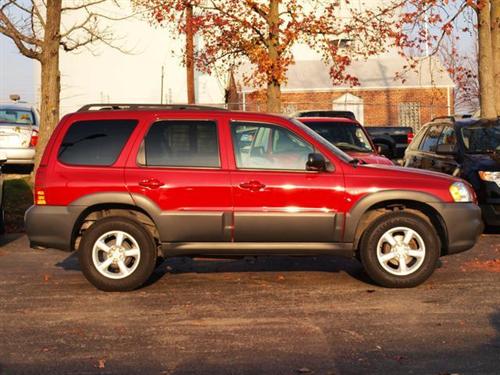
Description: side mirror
306,153,326,171
0,153,7,165
376,144,391,158
436,144,456,155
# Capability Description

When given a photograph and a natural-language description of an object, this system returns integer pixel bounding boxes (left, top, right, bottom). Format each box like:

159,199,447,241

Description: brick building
237,56,455,130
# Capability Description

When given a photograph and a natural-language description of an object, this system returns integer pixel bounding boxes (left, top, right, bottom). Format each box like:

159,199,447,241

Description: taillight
35,188,47,205
407,132,414,144
30,129,39,147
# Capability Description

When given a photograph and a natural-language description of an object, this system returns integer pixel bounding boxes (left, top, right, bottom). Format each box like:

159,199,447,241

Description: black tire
79,216,157,292
359,211,440,288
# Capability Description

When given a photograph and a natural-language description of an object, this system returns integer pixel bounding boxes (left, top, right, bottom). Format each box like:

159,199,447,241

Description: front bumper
480,203,500,227
0,148,35,164
431,202,484,255
25,205,83,251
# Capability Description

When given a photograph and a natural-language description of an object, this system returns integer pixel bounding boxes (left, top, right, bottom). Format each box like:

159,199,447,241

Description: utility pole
160,66,165,104
186,2,196,104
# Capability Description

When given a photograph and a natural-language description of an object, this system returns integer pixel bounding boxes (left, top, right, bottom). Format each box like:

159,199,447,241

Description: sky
0,1,476,111
0,35,36,103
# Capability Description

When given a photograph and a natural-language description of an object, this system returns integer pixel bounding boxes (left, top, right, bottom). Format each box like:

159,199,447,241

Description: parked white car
0,98,39,166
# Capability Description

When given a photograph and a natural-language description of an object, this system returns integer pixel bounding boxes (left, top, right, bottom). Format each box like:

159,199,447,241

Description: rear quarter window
419,125,443,152
58,120,137,166
409,126,427,150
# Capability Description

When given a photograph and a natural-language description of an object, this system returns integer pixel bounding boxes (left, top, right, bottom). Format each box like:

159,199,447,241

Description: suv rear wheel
359,211,440,288
79,217,157,291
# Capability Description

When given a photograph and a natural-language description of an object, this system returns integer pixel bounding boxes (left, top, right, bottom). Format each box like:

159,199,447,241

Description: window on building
399,102,421,130
143,120,220,168
58,120,137,166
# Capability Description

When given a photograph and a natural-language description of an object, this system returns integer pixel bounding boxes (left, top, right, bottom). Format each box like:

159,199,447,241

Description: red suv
25,104,483,291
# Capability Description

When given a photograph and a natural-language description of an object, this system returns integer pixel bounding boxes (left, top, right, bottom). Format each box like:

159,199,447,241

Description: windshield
291,119,354,162
460,120,500,154
0,108,34,126
300,120,374,153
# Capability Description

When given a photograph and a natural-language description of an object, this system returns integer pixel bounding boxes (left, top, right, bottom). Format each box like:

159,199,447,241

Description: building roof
240,56,455,93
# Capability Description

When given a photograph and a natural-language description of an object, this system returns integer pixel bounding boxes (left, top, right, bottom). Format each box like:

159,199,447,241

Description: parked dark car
404,116,499,227
366,126,414,160
298,117,393,165
25,104,483,291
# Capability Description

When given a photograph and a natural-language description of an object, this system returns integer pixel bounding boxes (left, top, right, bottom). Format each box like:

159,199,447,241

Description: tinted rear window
58,120,137,166
0,108,34,125
143,120,220,168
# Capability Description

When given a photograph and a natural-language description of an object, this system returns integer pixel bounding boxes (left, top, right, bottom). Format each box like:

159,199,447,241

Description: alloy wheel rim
376,226,426,276
92,230,141,279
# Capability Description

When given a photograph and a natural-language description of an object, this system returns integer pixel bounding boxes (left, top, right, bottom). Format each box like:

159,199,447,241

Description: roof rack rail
431,115,455,122
431,114,473,122
77,103,228,112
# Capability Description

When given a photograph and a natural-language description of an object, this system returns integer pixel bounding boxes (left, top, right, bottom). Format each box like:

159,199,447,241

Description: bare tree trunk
478,1,497,118
35,0,62,173
266,0,281,113
266,82,281,113
186,4,195,104
492,0,500,115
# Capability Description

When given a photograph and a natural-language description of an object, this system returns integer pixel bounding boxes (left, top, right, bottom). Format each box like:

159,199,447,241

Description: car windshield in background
290,119,353,162
461,120,500,154
0,108,34,125
301,121,373,153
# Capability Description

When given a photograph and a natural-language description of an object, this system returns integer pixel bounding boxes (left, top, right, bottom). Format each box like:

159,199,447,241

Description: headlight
478,171,500,187
449,182,473,202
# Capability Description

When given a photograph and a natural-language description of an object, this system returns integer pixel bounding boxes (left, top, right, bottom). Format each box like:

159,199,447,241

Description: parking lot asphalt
0,234,499,375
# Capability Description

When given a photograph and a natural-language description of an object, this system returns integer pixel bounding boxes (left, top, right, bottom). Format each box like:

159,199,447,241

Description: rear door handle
239,180,265,191
139,178,163,189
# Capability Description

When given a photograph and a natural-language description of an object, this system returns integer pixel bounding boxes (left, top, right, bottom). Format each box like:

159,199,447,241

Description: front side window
232,122,313,170
461,120,500,153
143,120,220,168
58,120,137,166
301,121,373,153
419,125,442,153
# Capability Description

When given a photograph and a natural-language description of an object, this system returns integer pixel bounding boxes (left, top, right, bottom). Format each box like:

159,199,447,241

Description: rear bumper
0,148,35,164
431,202,484,255
25,205,82,251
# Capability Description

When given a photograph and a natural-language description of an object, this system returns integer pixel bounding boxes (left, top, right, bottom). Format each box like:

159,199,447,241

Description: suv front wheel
359,211,440,288
79,217,157,291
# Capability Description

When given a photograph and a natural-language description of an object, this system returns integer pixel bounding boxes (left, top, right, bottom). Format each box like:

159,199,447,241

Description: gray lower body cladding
24,201,483,256
429,202,484,254
25,205,82,250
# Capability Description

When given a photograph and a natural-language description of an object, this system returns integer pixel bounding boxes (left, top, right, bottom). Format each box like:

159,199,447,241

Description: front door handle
139,178,163,189
239,180,265,191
